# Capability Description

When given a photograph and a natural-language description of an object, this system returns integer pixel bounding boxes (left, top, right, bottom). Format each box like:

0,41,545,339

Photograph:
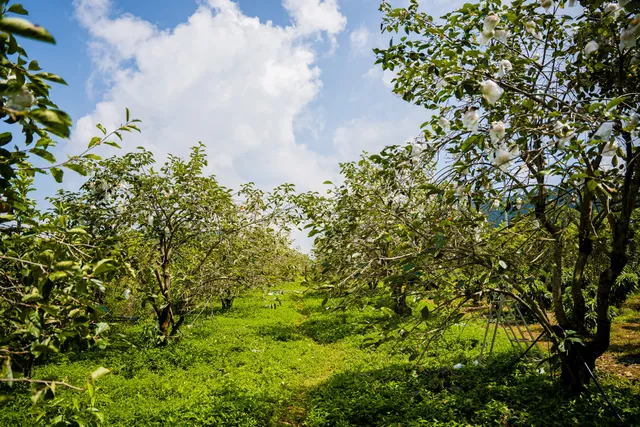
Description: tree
58,144,235,339
196,222,304,310
60,144,302,340
369,0,640,389
1,0,135,404
299,144,450,315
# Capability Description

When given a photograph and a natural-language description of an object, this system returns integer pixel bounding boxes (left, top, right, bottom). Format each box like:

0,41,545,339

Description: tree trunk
551,234,570,328
571,193,593,336
158,303,172,337
170,314,185,337
221,289,234,310
560,135,640,390
391,283,411,315
154,246,173,339
560,347,596,393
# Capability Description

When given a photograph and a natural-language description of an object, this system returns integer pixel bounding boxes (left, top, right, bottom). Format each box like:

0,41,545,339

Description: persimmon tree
368,0,640,389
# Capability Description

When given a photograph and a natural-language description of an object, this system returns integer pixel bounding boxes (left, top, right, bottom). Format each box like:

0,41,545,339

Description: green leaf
7,4,29,15
83,153,102,161
93,259,115,276
587,102,602,113
55,260,75,269
0,17,54,43
29,148,56,163
31,344,58,354
606,95,628,111
48,271,68,281
35,72,67,85
90,367,110,381
28,60,41,71
64,163,87,176
587,179,598,192
498,260,507,269
88,136,102,148
94,322,109,336
22,289,42,303
126,107,130,122
50,167,63,183
0,132,12,147
68,227,88,235
31,388,45,405
29,108,72,138
7,33,17,54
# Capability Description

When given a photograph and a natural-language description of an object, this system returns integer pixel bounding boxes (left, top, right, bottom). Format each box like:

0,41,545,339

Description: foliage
296,144,453,315
298,0,640,390
32,367,111,427
56,144,304,341
0,1,138,419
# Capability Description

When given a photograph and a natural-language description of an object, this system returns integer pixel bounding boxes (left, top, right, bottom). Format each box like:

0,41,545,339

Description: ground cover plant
0,281,638,426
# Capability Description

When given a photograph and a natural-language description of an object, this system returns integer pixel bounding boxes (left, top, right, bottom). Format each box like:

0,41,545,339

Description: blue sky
18,0,463,248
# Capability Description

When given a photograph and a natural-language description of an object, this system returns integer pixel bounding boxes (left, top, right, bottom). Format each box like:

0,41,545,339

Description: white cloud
332,114,426,161
349,26,371,54
283,0,347,37
364,65,397,89
70,0,347,192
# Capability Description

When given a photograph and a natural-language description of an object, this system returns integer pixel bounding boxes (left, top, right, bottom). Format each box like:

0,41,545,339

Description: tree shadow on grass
297,313,379,344
297,356,640,427
256,324,304,342
609,342,640,365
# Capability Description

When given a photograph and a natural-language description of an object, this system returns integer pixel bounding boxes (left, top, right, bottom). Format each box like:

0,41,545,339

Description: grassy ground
1,282,639,426
598,294,640,380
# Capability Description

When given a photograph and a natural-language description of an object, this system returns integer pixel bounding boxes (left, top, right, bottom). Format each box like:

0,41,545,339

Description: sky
19,0,465,249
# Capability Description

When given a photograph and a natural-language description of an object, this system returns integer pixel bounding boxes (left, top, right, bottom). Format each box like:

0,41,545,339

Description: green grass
1,283,639,426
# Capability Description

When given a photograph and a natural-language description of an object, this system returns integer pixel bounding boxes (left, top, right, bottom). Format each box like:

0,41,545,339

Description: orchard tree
197,223,304,310
61,144,302,339
1,0,134,407
300,144,455,315
370,0,640,388
60,144,236,339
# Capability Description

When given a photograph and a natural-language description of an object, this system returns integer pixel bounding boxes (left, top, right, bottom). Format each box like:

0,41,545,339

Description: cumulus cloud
70,0,347,192
283,0,346,37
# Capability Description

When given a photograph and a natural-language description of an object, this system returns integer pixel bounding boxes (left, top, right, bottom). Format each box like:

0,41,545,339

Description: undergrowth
1,282,638,426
